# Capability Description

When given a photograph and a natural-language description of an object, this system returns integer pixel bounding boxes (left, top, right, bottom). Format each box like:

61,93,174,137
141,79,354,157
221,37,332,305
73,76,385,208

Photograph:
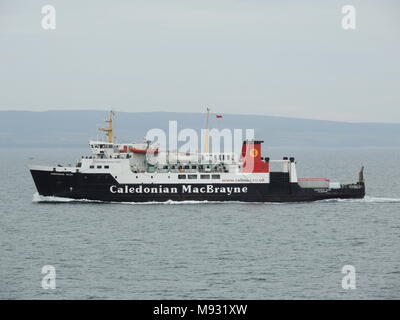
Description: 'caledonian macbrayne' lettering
110,185,248,195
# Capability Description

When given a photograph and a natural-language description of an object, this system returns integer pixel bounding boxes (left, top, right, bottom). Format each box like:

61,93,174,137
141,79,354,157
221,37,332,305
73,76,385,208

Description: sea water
0,147,399,299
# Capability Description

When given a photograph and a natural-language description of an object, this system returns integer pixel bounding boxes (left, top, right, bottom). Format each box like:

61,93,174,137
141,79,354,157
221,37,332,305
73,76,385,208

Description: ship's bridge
89,140,115,158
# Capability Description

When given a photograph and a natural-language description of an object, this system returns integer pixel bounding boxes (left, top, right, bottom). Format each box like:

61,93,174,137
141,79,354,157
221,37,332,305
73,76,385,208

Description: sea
0,146,399,299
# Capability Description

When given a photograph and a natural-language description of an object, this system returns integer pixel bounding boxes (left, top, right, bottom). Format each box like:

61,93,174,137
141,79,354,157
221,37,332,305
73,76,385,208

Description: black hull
30,170,366,203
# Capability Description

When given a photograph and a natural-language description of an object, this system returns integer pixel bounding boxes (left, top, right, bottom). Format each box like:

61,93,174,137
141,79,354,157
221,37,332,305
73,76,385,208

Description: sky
0,0,399,123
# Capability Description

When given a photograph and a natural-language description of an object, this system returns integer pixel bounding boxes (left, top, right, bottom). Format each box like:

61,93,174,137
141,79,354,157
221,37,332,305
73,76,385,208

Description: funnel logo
249,148,258,158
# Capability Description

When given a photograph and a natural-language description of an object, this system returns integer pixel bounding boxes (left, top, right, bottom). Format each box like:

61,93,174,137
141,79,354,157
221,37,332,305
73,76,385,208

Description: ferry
30,111,365,202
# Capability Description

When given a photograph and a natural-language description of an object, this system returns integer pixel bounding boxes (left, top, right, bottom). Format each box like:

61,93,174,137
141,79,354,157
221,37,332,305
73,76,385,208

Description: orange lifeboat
129,147,159,154
119,145,128,153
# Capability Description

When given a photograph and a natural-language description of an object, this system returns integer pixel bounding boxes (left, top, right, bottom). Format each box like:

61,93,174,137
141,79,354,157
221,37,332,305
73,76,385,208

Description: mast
99,110,114,143
204,107,210,153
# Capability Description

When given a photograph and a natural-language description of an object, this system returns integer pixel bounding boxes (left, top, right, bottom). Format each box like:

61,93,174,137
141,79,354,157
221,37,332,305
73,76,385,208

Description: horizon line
0,109,399,125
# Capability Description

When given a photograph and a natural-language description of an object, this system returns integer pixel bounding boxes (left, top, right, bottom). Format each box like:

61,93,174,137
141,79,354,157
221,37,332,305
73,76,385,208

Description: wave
32,193,250,205
318,196,400,203
32,192,101,203
32,193,400,205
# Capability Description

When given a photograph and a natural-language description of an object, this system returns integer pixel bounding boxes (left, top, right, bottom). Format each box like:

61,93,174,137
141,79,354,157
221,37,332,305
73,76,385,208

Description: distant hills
0,110,399,148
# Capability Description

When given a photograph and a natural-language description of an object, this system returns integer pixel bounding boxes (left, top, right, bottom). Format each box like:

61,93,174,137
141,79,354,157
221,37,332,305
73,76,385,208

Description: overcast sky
0,0,399,122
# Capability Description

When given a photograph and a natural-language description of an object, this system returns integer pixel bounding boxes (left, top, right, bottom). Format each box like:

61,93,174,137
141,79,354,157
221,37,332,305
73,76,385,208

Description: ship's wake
32,193,400,205
318,196,400,203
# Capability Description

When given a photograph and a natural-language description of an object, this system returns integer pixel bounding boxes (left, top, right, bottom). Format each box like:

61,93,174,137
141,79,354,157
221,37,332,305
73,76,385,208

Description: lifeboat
119,145,128,153
129,147,159,154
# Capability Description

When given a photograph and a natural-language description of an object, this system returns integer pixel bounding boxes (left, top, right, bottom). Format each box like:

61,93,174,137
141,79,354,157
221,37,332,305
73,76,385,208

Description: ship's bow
30,165,76,197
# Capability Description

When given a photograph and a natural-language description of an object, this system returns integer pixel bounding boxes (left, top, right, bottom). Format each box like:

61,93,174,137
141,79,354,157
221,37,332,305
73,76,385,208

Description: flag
216,115,223,118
